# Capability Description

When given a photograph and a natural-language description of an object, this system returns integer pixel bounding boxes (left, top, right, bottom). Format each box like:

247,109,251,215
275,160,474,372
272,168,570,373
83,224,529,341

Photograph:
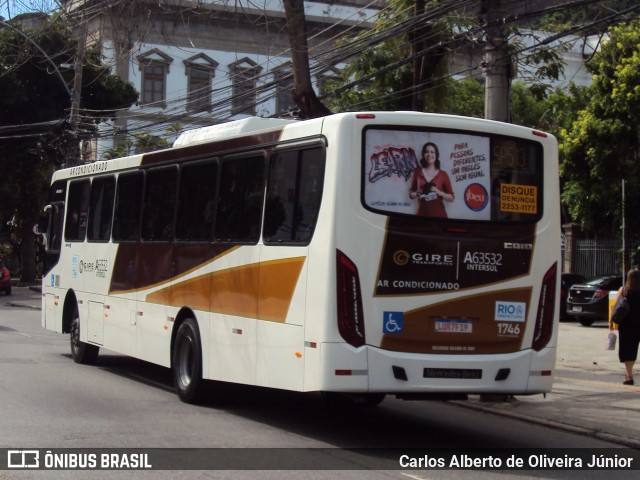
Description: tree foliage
0,16,137,281
327,0,455,113
560,20,640,237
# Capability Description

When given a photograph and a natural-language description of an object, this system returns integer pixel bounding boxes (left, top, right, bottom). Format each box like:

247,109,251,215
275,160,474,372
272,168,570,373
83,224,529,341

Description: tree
0,16,137,282
282,0,332,118
327,0,454,113
560,20,640,238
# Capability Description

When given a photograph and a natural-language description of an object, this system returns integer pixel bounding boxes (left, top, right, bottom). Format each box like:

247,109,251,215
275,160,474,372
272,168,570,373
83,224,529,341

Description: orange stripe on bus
145,257,306,323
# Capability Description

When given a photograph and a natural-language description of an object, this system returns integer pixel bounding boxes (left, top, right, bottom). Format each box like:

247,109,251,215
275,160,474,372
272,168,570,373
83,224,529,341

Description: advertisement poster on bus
364,129,491,221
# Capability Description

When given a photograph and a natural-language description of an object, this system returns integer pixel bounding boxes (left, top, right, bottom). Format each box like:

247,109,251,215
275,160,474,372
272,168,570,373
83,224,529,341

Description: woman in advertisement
409,142,454,217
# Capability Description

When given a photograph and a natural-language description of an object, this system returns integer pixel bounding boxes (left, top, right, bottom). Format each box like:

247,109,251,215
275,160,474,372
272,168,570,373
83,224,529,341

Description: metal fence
563,238,639,278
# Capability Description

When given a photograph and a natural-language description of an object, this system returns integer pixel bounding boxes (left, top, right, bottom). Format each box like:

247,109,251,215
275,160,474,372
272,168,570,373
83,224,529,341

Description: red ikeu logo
464,183,488,211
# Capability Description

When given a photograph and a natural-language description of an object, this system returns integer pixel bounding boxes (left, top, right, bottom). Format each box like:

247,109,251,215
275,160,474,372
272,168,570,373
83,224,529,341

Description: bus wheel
172,318,205,404
578,318,595,327
70,312,99,364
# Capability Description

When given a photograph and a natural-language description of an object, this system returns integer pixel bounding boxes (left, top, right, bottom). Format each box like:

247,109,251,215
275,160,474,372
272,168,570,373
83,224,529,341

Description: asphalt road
1,287,638,480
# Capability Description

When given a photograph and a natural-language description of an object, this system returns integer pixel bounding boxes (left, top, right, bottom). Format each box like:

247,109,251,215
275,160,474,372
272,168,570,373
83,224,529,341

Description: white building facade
62,0,381,159
61,1,599,161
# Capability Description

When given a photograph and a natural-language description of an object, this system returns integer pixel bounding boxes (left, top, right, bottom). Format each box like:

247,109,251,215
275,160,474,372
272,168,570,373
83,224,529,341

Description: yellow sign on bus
500,183,538,214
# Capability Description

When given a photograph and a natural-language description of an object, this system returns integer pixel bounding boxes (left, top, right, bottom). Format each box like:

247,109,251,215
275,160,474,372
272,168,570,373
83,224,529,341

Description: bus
40,112,560,405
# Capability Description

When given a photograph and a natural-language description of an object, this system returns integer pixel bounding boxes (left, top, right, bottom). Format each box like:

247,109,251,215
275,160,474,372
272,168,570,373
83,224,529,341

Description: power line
2,1,639,145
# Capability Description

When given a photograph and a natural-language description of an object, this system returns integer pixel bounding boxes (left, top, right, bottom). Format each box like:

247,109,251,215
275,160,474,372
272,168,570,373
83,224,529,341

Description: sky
0,0,55,20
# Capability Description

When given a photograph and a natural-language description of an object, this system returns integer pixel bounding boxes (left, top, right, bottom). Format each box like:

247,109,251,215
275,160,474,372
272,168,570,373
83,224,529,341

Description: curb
454,400,640,450
4,301,41,310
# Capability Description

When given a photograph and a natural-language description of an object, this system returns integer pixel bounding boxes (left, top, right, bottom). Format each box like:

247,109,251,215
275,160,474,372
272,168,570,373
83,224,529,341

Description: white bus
40,112,560,405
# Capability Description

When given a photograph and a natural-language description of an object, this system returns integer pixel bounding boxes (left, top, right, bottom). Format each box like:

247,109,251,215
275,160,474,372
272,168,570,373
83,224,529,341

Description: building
61,0,382,160
59,1,602,161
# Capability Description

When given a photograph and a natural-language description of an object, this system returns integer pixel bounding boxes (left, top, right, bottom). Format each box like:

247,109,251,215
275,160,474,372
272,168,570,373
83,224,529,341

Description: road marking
401,473,432,480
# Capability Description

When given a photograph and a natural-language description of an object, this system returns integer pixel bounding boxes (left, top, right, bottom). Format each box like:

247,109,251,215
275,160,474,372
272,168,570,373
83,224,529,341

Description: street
0,287,638,480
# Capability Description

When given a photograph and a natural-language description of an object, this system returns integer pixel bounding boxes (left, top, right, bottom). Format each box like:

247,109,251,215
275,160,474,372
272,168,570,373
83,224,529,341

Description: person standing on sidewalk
610,268,640,385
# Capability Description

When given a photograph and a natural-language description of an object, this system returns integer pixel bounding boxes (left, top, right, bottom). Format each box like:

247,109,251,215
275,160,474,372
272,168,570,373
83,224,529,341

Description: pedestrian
610,268,640,385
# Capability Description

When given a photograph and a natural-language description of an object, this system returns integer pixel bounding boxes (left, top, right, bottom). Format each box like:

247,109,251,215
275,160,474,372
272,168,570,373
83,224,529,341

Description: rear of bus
320,112,559,398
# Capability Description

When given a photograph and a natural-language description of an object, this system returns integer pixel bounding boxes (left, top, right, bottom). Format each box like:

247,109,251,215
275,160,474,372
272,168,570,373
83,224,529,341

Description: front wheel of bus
173,318,205,404
70,313,99,365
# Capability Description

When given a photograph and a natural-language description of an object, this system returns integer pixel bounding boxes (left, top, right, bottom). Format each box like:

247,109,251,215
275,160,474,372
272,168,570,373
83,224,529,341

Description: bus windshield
363,127,543,222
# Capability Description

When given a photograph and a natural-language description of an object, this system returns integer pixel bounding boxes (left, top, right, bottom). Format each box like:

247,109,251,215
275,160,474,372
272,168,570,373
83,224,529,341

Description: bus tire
172,318,205,404
578,318,595,327
70,312,99,364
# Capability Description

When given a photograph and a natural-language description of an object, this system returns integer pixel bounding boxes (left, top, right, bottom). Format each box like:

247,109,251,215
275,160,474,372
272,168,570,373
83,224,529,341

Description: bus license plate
424,368,482,379
435,318,473,333
572,306,582,312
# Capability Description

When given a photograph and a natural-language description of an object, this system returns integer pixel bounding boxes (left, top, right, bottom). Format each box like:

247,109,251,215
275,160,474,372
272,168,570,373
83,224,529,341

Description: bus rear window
363,128,543,222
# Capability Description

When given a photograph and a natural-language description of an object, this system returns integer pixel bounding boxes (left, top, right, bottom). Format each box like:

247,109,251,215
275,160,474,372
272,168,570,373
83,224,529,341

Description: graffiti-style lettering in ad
364,130,491,220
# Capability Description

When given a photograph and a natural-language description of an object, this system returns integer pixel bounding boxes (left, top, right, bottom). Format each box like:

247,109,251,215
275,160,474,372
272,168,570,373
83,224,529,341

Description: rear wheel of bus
172,318,205,404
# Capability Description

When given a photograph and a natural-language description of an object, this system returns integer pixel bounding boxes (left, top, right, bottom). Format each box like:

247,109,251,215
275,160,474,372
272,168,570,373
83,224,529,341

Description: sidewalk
3,284,42,310
462,323,640,449
3,287,639,448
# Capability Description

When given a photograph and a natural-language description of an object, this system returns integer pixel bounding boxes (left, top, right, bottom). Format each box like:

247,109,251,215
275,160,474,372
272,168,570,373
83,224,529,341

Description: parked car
566,275,623,326
0,260,11,295
560,273,586,321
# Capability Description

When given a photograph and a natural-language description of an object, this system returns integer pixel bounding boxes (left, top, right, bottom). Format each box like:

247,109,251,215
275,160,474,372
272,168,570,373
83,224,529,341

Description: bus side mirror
35,206,51,246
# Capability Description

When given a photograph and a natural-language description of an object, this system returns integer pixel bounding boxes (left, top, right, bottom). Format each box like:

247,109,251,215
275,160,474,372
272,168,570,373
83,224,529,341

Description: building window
273,64,295,114
137,49,173,108
229,58,262,116
187,66,211,112
142,63,166,106
185,53,218,113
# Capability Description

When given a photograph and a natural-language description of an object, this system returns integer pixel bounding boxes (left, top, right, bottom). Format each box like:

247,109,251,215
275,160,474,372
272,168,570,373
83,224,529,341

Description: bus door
41,200,65,331
84,176,117,347
256,146,325,390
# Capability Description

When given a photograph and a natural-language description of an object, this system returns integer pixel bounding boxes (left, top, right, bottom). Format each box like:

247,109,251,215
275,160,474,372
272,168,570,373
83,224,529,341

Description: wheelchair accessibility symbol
383,312,404,334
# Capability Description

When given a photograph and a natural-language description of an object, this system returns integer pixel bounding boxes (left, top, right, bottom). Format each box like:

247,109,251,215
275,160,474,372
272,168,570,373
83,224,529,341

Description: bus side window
264,147,325,245
215,155,265,243
113,172,143,242
64,180,90,242
175,161,217,241
141,167,178,242
87,176,115,242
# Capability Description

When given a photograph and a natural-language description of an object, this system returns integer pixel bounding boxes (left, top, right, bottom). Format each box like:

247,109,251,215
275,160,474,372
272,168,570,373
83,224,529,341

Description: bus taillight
532,263,557,351
336,249,366,348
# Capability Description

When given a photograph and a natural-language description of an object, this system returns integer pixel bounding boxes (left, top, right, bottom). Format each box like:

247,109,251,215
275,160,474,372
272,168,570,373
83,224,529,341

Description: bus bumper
319,343,556,395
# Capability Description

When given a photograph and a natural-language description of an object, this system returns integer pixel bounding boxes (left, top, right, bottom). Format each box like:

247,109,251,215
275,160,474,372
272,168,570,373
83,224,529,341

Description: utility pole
411,0,425,112
481,0,510,122
480,0,575,122
69,20,87,164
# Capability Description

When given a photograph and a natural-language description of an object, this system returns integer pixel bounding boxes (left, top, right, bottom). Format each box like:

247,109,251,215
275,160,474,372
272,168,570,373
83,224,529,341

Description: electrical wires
1,1,639,147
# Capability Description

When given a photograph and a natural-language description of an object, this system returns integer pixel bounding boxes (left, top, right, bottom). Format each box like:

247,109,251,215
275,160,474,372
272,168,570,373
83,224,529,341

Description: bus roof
173,117,298,148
